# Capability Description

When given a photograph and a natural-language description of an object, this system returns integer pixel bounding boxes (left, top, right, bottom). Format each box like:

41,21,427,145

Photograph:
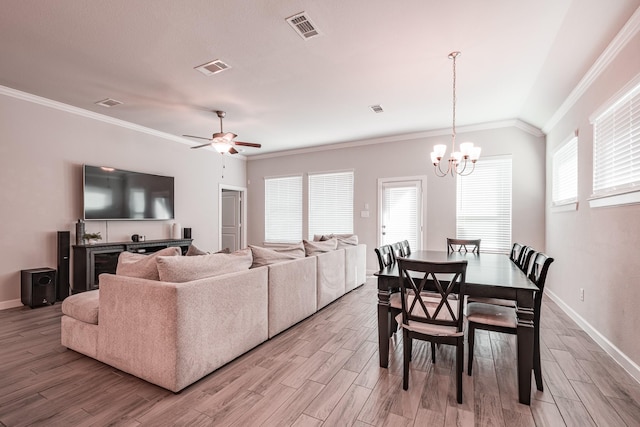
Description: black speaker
21,268,56,308
57,231,70,301
183,228,192,239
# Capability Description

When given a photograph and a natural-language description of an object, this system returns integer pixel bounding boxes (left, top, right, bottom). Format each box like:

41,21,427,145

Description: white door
379,179,423,250
221,190,241,252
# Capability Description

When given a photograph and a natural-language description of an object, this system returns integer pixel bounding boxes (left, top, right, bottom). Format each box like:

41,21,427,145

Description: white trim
248,119,543,161
218,184,247,251
546,289,640,385
0,299,24,311
551,202,578,212
589,189,640,208
544,6,640,133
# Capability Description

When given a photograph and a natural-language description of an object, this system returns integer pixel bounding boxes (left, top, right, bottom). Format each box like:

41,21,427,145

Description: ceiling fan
183,110,262,154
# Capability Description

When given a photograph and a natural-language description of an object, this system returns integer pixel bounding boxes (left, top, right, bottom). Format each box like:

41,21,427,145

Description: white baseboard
546,289,640,385
0,299,23,311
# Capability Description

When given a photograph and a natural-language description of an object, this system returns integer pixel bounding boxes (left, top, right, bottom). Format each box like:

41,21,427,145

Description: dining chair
466,252,554,391
447,238,480,254
374,245,395,271
400,239,411,256
396,258,467,403
391,241,405,260
517,246,536,275
510,242,523,263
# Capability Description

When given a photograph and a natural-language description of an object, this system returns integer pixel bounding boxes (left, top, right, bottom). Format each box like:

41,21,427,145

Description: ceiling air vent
194,59,231,76
95,98,123,108
286,12,321,40
370,105,384,113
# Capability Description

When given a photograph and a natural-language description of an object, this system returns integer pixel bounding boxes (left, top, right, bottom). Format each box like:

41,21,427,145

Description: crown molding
248,119,543,161
543,6,640,134
0,85,193,146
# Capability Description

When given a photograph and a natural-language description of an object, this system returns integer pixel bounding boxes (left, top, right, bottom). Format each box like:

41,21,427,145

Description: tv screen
83,165,175,220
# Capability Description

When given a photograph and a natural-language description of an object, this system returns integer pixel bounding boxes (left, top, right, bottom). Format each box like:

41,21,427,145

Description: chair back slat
447,238,480,254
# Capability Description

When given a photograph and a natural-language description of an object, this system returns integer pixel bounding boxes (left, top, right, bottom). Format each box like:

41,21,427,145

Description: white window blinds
264,175,302,243
552,136,578,205
456,157,512,253
592,81,640,197
308,171,354,239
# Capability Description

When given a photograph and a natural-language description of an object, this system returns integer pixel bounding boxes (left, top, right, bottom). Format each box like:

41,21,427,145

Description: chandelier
430,51,481,177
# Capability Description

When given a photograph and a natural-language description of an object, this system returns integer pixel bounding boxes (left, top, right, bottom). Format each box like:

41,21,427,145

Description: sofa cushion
61,290,100,325
303,239,338,256
116,246,182,280
156,248,252,282
249,243,305,268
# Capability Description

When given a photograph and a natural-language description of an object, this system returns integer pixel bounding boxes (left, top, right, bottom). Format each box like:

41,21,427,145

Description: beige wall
545,31,640,371
0,91,246,307
246,125,546,273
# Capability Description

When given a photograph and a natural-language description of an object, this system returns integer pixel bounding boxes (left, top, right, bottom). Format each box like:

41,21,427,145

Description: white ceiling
1,0,638,155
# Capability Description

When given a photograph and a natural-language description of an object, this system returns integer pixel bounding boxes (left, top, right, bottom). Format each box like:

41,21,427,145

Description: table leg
377,283,391,368
516,289,536,405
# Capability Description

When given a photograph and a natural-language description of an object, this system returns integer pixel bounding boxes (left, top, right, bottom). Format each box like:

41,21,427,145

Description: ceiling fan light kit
431,51,481,177
183,110,262,155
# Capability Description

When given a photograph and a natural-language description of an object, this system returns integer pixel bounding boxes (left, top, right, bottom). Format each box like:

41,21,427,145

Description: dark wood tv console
72,238,192,293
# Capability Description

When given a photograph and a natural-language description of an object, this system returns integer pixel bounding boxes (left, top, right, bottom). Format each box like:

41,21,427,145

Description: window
308,171,354,239
457,156,512,253
264,175,302,243
591,79,640,204
552,135,578,206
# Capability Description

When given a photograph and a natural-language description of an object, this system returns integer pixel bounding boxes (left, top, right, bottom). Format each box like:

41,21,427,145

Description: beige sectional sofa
61,241,366,392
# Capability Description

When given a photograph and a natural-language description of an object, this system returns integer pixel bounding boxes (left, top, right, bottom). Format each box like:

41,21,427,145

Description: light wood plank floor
1,277,640,426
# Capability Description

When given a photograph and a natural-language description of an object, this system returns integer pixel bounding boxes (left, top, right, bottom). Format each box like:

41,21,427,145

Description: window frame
456,155,512,254
589,74,640,208
551,132,578,211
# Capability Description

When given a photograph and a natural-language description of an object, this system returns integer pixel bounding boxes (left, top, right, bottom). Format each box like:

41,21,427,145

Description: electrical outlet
580,288,585,301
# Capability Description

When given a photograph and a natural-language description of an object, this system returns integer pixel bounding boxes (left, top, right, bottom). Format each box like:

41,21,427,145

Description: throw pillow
156,248,253,282
319,233,358,248
186,244,208,256
116,246,182,280
249,243,305,268
303,239,338,256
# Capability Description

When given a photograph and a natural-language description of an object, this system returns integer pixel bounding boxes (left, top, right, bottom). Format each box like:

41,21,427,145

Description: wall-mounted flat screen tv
83,165,175,220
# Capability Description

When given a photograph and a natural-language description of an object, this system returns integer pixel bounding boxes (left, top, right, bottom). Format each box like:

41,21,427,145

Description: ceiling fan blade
190,142,214,149
234,141,262,148
229,147,239,155
183,134,213,141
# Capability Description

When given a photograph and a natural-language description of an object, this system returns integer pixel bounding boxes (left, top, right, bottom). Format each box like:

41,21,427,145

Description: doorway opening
219,184,247,252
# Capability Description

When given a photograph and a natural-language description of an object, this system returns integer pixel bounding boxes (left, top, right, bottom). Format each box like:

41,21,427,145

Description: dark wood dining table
375,250,539,405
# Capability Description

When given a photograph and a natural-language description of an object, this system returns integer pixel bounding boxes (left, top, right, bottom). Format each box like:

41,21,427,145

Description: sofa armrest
96,267,269,392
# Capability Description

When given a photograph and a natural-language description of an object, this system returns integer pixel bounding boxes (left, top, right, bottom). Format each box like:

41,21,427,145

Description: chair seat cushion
395,313,462,337
61,290,100,325
466,302,517,328
467,297,516,308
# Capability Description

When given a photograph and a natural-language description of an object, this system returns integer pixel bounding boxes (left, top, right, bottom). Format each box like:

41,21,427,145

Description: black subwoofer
21,268,56,308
